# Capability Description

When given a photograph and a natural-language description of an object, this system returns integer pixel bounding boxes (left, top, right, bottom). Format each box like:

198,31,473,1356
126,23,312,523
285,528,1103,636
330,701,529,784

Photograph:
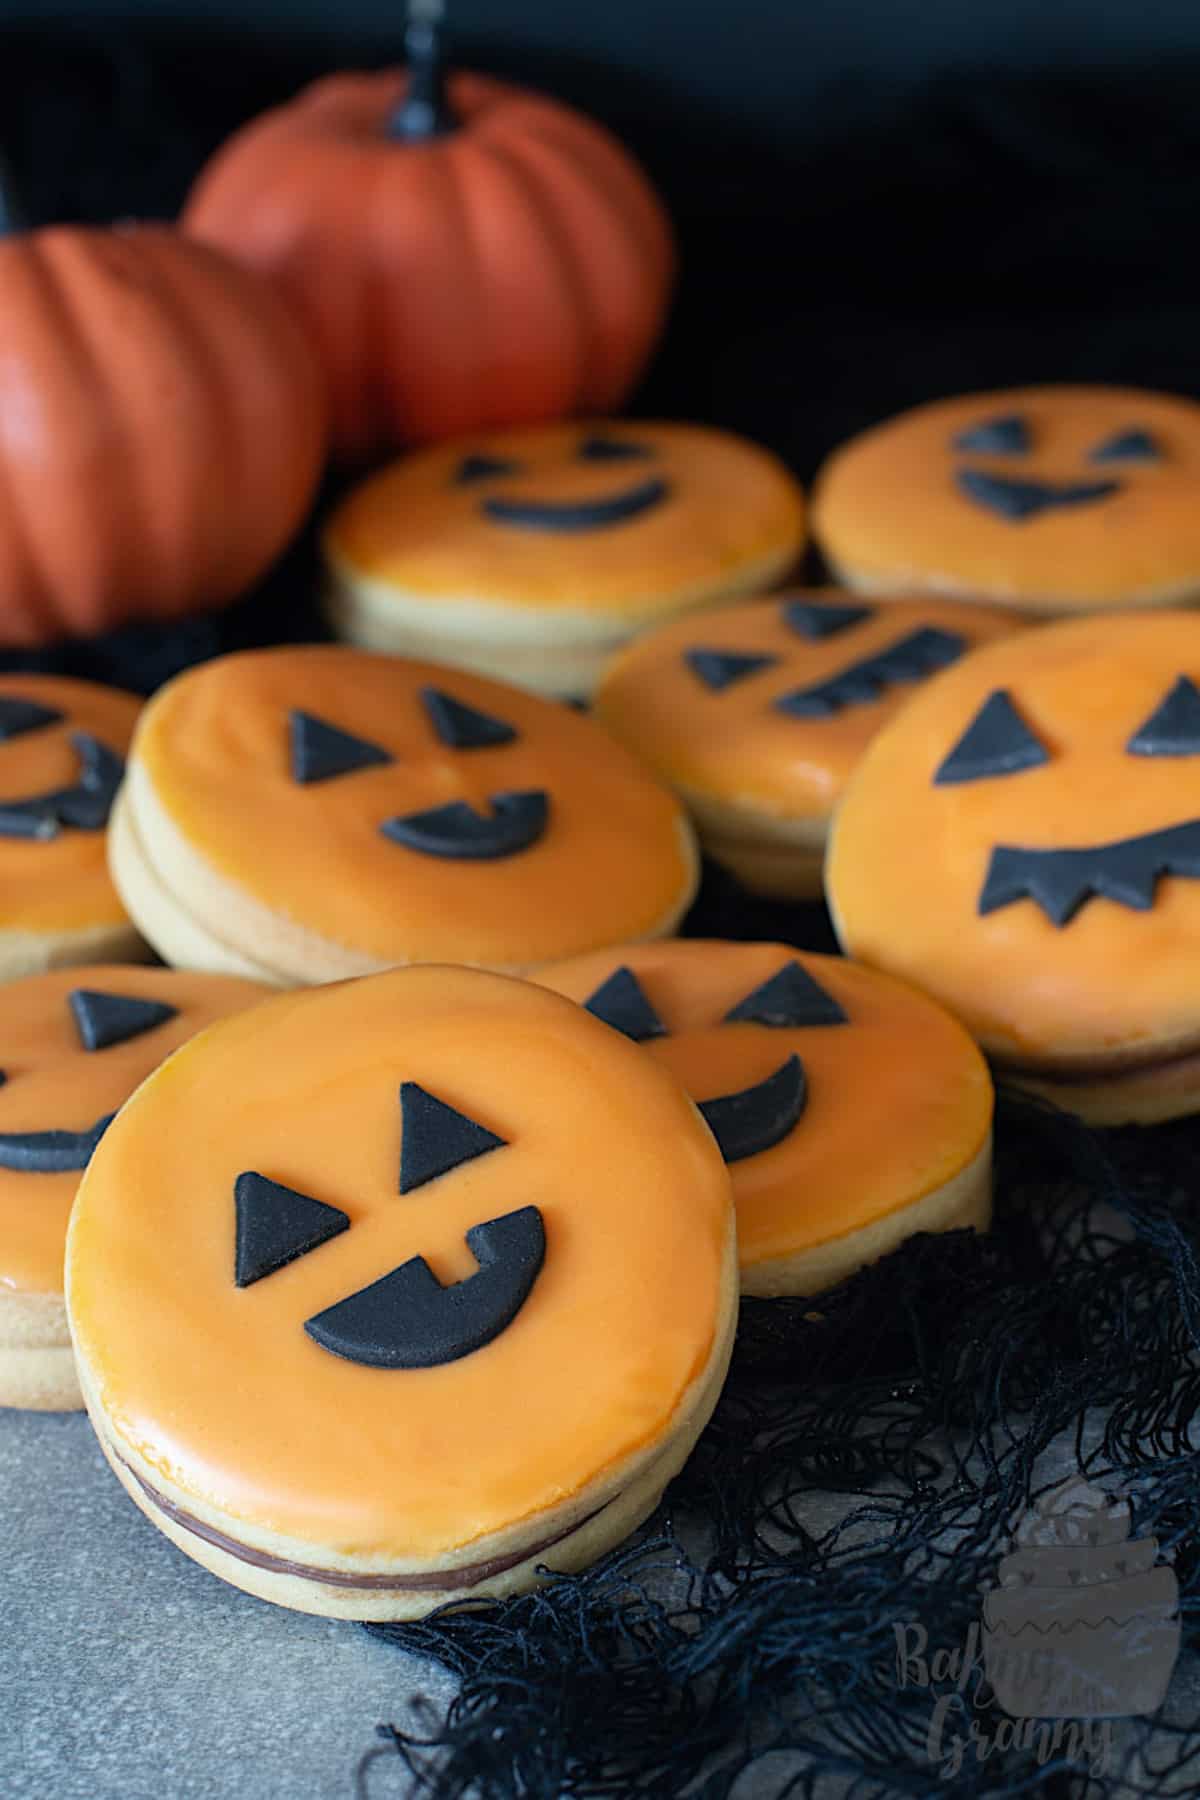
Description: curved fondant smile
480,476,671,533
0,733,124,840
697,1053,807,1164
956,469,1121,522
0,1111,115,1173
380,789,549,860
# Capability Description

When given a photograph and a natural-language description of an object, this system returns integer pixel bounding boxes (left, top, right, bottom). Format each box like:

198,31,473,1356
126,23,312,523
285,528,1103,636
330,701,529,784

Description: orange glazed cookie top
0,675,140,931
0,965,268,1297
323,421,805,614
812,386,1200,610
130,646,696,967
66,966,732,1554
536,940,992,1278
594,592,1020,819
828,611,1200,1066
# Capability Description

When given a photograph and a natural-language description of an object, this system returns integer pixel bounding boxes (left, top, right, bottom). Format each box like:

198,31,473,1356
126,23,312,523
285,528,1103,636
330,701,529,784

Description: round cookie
322,421,806,696
0,675,145,978
0,965,268,1409
535,940,993,1297
65,965,737,1619
812,386,1200,613
593,591,1020,897
109,645,699,985
827,611,1200,1124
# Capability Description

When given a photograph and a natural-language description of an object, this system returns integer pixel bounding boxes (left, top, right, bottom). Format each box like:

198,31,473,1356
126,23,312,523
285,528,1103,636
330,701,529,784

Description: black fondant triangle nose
234,1172,349,1287
1127,675,1200,757
684,649,779,692
934,689,1051,785
69,989,178,1052
583,966,666,1041
420,687,517,750
289,710,393,784
399,1082,508,1194
724,960,847,1028
0,696,64,741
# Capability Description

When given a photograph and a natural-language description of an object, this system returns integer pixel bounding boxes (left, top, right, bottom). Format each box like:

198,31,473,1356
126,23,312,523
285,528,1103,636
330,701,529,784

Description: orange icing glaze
0,675,140,930
134,646,694,965
536,940,992,1270
322,421,806,612
812,387,1200,606
66,966,731,1554
828,611,1200,1061
0,965,269,1295
594,592,1020,818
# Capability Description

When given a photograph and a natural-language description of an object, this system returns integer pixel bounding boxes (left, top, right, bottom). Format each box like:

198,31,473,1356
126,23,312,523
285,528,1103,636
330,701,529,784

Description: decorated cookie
812,386,1200,613
0,965,268,1408
827,610,1200,1123
65,965,736,1618
536,940,992,1296
593,592,1020,897
109,646,698,985
0,675,146,979
322,421,806,696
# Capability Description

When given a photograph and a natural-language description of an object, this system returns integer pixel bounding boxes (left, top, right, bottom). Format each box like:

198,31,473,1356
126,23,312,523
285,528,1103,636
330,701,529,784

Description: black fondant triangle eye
933,690,1050,785
1089,429,1159,464
783,600,872,640
234,1171,349,1287
583,967,666,1041
454,454,523,484
0,697,64,741
289,711,393,784
724,961,847,1028
420,687,517,749
577,435,653,462
69,989,178,1052
399,1082,508,1195
684,649,780,692
952,415,1031,455
1126,676,1200,756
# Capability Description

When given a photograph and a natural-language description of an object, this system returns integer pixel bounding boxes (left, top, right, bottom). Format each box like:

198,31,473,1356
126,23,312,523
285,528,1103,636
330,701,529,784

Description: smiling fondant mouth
955,469,1122,521
480,476,671,532
978,818,1200,925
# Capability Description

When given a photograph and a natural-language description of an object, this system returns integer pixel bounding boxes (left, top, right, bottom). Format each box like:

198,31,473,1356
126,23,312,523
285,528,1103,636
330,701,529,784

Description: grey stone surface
1,1410,449,1800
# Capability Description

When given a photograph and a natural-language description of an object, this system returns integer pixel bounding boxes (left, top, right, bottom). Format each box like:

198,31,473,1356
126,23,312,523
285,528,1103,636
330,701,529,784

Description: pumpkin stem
387,0,457,141
0,150,27,237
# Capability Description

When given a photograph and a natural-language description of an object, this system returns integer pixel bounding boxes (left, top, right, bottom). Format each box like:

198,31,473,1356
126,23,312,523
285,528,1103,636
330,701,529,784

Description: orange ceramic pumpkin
181,16,675,461
0,205,327,647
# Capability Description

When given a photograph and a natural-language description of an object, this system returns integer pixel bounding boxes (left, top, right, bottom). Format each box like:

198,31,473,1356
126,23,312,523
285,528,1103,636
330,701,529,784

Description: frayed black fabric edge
363,1089,1200,1799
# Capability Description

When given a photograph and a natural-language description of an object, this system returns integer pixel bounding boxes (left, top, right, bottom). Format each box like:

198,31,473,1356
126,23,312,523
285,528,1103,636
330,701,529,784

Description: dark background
1,2,1199,681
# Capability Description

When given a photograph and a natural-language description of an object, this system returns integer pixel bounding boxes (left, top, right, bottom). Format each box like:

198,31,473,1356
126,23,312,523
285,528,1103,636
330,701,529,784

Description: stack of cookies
6,381,1200,1626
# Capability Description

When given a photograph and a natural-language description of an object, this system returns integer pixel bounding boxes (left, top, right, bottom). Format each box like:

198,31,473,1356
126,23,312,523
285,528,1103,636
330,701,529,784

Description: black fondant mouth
304,1206,546,1369
480,477,670,533
774,627,965,719
955,469,1121,521
979,819,1200,926
380,790,549,860
697,1054,807,1164
0,1111,116,1173
0,733,123,840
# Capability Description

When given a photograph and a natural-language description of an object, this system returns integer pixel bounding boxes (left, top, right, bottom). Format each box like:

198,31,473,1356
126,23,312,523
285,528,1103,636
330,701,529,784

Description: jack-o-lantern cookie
109,646,698,984
828,611,1200,1123
537,940,992,1296
812,386,1200,613
594,592,1020,897
0,964,268,1408
322,421,806,696
66,965,736,1618
0,675,145,979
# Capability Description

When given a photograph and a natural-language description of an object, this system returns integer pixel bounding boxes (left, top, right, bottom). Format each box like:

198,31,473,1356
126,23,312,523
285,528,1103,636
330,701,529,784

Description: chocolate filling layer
118,1454,605,1591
